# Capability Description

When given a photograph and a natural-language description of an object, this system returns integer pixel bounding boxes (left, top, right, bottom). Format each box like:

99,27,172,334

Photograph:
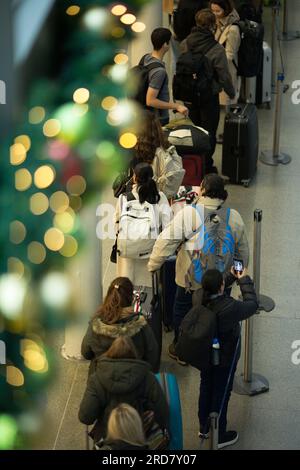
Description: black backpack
129,55,166,106
173,45,214,106
234,20,264,77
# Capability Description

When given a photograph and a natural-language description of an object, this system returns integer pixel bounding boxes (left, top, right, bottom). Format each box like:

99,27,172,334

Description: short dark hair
201,174,228,201
202,269,224,306
151,28,172,51
210,0,234,17
195,8,216,29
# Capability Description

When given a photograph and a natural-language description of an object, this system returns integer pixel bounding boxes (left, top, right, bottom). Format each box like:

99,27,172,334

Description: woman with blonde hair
81,276,159,374
96,404,148,450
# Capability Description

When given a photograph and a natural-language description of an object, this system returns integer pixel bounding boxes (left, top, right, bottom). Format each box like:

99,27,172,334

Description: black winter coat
78,357,169,442
194,275,258,367
81,309,159,374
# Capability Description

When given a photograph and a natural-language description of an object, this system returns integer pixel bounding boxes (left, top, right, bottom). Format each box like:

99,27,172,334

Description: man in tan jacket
148,174,249,363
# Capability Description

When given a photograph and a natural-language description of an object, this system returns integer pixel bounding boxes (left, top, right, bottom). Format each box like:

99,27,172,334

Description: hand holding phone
232,258,245,278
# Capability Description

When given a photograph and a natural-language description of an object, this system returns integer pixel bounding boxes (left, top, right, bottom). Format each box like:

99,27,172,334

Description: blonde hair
107,403,146,446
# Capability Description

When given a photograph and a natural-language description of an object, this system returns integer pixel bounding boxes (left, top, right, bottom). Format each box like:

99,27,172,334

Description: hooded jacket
148,196,249,291
215,8,241,105
78,357,169,442
181,26,235,99
81,309,159,374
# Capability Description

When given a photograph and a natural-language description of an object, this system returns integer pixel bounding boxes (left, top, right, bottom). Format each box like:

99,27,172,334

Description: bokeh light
43,119,61,138
114,53,128,65
10,221,26,245
54,211,75,233
101,96,118,111
54,103,91,145
108,64,128,84
24,349,48,373
60,235,78,258
40,272,71,309
44,228,65,251
48,140,70,161
15,135,31,152
30,193,49,216
0,415,18,450
107,100,136,126
66,175,86,196
0,274,26,319
28,242,47,265
111,27,125,38
120,13,136,25
131,22,146,33
10,143,27,166
69,195,82,212
119,132,137,149
34,165,55,189
29,106,45,124
111,5,127,16
66,5,80,16
73,88,90,104
6,366,24,387
8,258,25,279
15,169,32,191
83,7,109,31
50,191,70,214
96,141,116,160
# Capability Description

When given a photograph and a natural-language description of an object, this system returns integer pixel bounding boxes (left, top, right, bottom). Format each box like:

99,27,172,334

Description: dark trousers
189,95,220,170
198,340,241,435
173,286,193,342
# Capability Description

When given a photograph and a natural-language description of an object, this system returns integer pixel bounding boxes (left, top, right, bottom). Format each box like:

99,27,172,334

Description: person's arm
230,209,250,267
146,87,188,115
148,204,202,272
81,322,95,360
225,25,240,63
211,45,235,99
233,273,259,322
78,375,102,425
158,192,173,230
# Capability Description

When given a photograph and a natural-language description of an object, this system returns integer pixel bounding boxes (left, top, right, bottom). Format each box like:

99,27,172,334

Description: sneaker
218,431,239,449
198,431,209,440
168,342,188,366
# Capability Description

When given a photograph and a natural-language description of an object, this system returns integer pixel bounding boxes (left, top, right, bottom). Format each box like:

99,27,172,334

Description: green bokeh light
0,415,18,450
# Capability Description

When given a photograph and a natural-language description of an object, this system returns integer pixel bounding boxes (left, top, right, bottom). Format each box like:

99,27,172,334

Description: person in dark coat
79,336,169,444
81,277,159,374
194,267,258,449
96,403,148,450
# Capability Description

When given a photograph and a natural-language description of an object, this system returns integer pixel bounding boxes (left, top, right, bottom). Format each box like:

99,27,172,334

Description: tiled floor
34,2,300,450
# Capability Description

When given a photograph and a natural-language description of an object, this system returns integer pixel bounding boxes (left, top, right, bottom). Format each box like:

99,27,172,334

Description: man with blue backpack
148,174,249,364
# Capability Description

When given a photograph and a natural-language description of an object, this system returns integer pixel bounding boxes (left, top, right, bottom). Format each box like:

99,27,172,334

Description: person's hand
231,266,248,279
175,103,189,117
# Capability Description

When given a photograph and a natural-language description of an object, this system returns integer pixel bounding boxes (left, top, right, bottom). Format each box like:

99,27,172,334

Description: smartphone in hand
233,258,244,276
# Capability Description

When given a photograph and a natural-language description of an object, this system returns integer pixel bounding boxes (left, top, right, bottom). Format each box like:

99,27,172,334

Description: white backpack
152,145,185,199
117,192,159,259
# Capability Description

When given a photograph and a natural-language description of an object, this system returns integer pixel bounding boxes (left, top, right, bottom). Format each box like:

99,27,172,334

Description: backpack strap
125,191,136,202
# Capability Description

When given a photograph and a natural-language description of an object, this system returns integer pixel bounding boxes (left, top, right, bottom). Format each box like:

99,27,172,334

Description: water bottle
212,337,220,366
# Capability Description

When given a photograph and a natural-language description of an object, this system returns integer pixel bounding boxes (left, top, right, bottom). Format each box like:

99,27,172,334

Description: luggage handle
152,271,160,297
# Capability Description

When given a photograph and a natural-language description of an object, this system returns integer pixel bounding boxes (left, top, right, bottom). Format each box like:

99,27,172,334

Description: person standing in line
143,27,189,125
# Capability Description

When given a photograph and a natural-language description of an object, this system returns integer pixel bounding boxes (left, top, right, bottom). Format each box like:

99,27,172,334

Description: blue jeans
198,340,241,435
173,286,193,342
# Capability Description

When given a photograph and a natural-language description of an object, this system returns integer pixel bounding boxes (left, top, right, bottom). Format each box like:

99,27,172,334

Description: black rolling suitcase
161,256,176,331
222,104,258,187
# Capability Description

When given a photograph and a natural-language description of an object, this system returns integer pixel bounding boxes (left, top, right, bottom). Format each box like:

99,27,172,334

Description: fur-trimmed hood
92,311,147,338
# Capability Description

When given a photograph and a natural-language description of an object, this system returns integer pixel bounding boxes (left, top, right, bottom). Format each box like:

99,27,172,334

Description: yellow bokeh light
43,119,61,138
15,169,32,191
66,175,86,196
21,339,41,356
69,195,82,212
29,107,46,124
15,135,31,152
131,22,146,33
34,165,55,189
101,96,118,111
24,350,48,373
119,132,137,149
28,242,47,265
54,212,75,233
66,5,80,16
8,258,25,279
30,193,49,216
111,27,125,38
120,13,136,25
73,103,89,117
111,5,127,16
114,53,128,65
10,221,26,245
10,143,27,166
50,191,69,214
6,366,24,387
73,88,90,104
44,228,65,252
60,235,78,258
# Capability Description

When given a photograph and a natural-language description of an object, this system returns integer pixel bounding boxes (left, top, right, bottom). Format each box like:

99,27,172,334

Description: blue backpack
190,206,235,284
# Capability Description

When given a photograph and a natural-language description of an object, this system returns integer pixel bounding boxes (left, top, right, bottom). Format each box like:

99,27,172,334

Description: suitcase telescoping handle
152,271,160,297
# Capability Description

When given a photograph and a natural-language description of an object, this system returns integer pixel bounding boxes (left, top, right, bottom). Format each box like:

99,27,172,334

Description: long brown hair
104,336,138,359
96,277,133,324
134,110,168,163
